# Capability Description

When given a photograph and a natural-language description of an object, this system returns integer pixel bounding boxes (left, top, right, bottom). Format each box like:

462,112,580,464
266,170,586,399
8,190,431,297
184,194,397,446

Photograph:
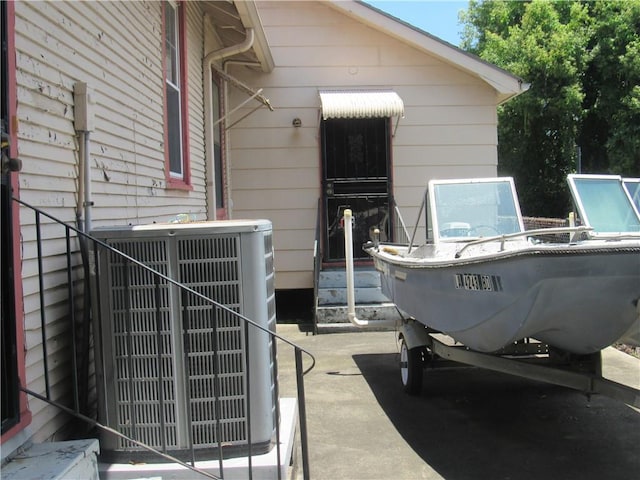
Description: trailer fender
400,321,431,350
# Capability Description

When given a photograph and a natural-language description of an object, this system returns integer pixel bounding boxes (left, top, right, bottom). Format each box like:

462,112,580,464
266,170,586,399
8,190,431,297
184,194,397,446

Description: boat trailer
399,319,640,408
342,209,640,408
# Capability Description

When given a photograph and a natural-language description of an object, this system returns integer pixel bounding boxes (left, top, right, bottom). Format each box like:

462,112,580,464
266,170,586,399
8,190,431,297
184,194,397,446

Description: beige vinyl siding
15,0,87,443
16,0,207,226
13,0,209,443
18,217,87,442
230,1,499,289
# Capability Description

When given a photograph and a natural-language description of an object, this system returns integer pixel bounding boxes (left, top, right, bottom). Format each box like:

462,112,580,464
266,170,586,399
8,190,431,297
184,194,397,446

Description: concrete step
2,439,100,480
315,322,396,333
315,304,401,333
317,267,389,305
318,269,380,288
100,398,298,479
315,267,399,333
317,286,390,306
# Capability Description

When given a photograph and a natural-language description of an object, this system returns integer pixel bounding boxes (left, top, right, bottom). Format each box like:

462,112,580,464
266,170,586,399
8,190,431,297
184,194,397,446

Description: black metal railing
13,196,315,480
312,194,408,303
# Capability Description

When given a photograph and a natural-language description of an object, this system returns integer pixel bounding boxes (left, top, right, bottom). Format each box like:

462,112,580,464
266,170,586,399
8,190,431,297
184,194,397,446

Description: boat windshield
623,178,640,211
429,178,524,242
568,175,640,234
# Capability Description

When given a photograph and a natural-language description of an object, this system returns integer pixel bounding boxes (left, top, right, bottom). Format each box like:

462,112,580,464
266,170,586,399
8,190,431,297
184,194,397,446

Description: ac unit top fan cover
91,219,272,239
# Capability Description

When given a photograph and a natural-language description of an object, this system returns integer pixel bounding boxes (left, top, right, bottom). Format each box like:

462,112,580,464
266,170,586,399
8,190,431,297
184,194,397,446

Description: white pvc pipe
344,209,357,324
343,209,399,328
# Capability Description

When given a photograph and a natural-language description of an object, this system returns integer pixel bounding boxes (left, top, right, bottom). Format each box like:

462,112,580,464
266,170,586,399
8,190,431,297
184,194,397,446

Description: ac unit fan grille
179,235,247,447
109,240,178,449
107,235,250,451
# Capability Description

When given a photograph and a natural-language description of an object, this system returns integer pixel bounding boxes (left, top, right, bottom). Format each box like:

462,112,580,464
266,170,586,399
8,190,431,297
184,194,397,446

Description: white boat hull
370,242,640,354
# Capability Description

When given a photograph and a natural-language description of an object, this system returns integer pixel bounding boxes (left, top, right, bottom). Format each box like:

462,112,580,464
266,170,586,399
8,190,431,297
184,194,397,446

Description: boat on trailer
343,174,640,399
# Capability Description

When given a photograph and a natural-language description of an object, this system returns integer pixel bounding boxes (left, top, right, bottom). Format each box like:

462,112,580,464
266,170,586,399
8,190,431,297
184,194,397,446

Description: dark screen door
321,118,391,261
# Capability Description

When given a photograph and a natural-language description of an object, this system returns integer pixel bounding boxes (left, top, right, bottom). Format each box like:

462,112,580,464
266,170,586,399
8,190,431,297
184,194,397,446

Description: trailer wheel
400,338,423,395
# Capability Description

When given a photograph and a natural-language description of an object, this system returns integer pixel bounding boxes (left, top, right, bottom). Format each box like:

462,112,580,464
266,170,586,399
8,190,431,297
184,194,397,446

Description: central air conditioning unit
90,220,277,462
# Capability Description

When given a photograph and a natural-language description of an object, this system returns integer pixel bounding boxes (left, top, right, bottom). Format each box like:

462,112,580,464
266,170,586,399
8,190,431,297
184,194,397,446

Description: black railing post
244,321,253,479
92,243,108,426
210,305,225,478
271,338,282,480
35,211,51,399
65,226,80,413
295,348,311,480
124,261,137,443
180,288,195,467
155,277,167,453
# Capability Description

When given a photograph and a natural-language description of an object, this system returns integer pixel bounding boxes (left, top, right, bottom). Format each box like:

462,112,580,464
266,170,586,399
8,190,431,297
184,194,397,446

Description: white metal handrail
454,226,593,258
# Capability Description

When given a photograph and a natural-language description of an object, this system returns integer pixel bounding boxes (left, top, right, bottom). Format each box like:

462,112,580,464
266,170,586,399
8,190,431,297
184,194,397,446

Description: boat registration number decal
455,273,503,292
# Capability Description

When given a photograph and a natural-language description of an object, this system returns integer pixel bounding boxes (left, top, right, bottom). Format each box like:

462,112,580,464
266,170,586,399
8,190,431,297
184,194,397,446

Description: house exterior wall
6,0,511,449
16,1,207,227
228,1,500,289
11,0,208,445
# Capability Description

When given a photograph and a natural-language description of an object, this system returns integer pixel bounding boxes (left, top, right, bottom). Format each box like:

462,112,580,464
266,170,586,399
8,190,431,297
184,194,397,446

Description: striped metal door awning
319,90,404,120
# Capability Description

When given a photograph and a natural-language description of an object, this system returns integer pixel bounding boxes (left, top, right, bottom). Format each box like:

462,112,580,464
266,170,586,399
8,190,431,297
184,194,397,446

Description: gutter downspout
205,28,255,65
344,209,400,328
203,25,255,220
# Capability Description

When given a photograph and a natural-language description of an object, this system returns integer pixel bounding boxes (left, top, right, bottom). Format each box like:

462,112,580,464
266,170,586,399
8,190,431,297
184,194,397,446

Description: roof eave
327,1,528,102
234,1,275,73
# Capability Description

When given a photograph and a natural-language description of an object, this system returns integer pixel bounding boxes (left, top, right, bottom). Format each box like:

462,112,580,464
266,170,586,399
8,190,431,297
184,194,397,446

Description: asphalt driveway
276,324,640,480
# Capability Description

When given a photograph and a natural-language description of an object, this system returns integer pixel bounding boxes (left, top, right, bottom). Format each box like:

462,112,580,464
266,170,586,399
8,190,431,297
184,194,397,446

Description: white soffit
319,90,405,120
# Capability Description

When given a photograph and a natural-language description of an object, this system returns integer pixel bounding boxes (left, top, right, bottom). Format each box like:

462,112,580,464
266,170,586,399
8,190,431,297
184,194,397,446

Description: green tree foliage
581,1,640,175
461,0,640,217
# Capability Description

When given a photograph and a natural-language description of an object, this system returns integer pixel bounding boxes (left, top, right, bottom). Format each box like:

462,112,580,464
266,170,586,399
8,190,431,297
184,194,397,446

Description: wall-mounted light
292,118,302,128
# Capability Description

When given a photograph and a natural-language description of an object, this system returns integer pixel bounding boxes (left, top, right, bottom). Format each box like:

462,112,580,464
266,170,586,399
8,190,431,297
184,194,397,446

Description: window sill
165,180,193,192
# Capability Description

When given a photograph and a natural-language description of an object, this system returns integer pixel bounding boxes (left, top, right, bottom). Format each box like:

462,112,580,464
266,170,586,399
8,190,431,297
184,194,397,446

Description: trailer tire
400,338,423,395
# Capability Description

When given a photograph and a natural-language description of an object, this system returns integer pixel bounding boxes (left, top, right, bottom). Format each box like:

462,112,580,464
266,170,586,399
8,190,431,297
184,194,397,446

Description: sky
364,1,469,46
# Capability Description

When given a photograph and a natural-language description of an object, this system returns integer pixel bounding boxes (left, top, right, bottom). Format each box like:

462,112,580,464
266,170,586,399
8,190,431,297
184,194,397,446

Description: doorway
321,117,392,262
